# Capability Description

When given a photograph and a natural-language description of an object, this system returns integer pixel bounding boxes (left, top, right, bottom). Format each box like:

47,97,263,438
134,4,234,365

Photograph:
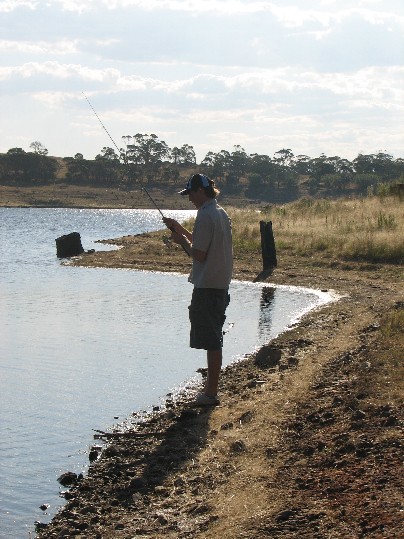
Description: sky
1,0,403,163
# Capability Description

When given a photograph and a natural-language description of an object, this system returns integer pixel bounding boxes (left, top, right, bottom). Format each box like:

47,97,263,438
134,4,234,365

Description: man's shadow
90,394,215,509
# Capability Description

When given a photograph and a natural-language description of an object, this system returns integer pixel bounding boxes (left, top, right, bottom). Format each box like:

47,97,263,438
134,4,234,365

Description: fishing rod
83,92,190,255
140,185,190,256
82,92,122,157
141,185,165,219
83,91,168,217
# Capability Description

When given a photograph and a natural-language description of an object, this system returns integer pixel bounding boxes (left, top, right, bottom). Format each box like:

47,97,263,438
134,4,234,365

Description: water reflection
258,286,276,338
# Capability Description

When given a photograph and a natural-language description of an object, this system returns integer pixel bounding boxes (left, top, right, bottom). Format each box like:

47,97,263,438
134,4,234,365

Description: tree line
1,135,403,202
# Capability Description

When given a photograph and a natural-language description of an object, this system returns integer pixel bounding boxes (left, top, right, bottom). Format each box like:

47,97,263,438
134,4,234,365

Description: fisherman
163,173,233,406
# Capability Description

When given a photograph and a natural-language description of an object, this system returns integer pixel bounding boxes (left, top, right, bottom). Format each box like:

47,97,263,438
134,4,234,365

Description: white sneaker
193,393,220,407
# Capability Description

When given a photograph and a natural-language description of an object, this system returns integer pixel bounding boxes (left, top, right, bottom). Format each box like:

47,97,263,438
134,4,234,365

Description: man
163,173,233,406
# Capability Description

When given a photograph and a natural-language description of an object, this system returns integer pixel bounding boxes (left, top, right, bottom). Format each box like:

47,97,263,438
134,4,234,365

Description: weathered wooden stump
55,232,84,258
260,220,277,270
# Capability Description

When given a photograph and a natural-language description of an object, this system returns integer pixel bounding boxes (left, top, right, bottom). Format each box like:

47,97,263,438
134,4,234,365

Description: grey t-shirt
190,199,233,289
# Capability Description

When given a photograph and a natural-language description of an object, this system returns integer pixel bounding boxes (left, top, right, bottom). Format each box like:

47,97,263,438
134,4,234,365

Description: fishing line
82,92,190,255
82,92,121,157
83,91,164,216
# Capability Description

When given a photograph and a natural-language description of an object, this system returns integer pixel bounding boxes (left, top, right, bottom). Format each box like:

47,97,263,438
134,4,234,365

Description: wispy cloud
0,39,79,54
0,61,120,81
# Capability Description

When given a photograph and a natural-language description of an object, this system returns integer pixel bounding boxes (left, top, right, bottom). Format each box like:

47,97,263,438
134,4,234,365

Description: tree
171,144,196,167
159,163,180,184
125,134,170,181
247,154,278,200
246,172,266,199
213,150,231,181
308,154,337,185
1,149,26,182
201,151,216,172
126,134,169,166
271,149,298,199
274,148,294,168
7,147,26,155
171,146,181,166
292,154,311,175
2,147,57,183
200,150,230,181
249,153,272,176
354,173,380,195
227,145,248,192
395,158,404,176
95,147,119,161
65,156,90,184
249,153,276,194
372,152,396,179
94,147,122,185
353,153,377,175
29,141,48,156
319,156,354,193
353,153,397,181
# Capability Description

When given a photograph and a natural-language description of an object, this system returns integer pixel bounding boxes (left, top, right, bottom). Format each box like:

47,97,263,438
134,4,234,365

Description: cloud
0,0,402,161
0,61,120,81
0,1,37,12
0,39,79,54
2,1,402,70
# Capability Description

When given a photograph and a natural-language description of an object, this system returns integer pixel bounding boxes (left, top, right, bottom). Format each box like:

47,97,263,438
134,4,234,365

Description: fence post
260,221,277,270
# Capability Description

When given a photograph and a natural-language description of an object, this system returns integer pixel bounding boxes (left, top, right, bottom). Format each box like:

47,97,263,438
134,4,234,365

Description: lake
0,207,332,537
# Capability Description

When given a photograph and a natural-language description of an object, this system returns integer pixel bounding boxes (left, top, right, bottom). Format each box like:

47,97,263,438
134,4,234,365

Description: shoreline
0,184,246,211
36,229,403,539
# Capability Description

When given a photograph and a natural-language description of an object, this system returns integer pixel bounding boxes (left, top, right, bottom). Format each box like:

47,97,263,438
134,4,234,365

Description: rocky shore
33,228,404,539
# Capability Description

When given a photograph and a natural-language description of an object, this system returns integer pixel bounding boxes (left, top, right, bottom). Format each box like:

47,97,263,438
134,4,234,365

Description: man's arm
170,232,207,262
163,217,207,261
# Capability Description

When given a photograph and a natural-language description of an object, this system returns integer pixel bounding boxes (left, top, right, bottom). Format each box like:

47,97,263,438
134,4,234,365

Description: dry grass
375,306,404,403
228,195,404,264
3,184,402,264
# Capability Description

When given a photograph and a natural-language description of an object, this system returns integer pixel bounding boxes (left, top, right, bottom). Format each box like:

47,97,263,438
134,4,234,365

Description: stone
57,471,79,487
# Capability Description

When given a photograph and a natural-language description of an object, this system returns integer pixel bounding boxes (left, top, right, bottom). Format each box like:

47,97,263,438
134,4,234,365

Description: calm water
0,208,332,538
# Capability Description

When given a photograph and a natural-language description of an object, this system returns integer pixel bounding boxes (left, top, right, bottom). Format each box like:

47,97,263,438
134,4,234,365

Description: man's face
188,188,204,208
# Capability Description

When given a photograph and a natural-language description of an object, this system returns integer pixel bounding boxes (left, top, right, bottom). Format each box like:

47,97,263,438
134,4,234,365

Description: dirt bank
36,232,403,539
0,183,245,210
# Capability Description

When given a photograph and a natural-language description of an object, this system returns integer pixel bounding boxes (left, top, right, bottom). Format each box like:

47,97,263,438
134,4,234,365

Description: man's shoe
193,392,220,407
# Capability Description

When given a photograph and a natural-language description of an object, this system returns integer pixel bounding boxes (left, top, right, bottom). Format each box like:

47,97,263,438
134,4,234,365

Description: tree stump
260,221,277,270
56,232,84,258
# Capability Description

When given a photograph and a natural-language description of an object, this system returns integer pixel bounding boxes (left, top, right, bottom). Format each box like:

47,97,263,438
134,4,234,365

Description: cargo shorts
188,288,230,350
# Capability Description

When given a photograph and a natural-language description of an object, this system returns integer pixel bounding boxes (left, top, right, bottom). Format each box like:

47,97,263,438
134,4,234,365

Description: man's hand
170,230,184,245
162,217,193,243
163,217,182,244
162,217,179,232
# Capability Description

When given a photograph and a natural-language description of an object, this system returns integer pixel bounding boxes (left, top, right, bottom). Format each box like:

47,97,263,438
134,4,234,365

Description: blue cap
179,174,211,196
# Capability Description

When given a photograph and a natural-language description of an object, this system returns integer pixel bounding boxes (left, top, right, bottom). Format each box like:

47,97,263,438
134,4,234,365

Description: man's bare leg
204,349,222,396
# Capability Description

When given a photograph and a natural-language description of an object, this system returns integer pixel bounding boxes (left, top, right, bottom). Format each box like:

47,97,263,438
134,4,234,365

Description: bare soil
31,226,404,539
